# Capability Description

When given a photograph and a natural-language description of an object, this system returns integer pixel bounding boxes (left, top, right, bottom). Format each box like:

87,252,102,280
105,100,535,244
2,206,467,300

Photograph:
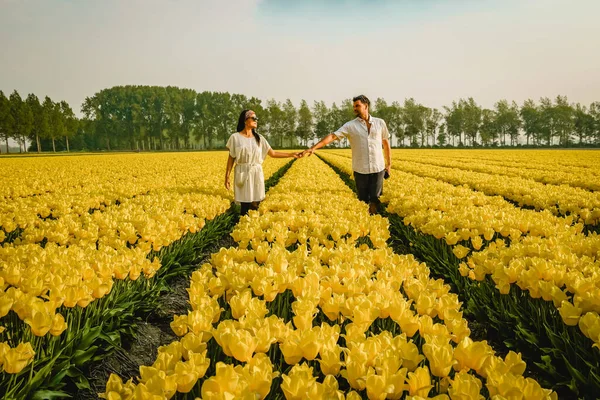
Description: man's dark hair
352,95,370,107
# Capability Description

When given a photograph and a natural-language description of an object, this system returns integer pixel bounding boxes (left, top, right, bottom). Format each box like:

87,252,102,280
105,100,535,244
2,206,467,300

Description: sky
1,0,599,117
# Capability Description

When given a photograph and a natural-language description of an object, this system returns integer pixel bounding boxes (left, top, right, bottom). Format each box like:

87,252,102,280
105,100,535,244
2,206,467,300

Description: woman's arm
225,154,235,190
267,149,300,158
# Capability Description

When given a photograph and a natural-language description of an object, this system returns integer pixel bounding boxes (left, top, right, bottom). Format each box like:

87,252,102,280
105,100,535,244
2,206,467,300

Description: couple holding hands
224,95,392,216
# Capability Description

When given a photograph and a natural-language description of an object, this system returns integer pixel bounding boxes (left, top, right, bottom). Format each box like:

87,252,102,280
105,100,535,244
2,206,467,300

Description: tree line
0,85,598,153
0,91,78,153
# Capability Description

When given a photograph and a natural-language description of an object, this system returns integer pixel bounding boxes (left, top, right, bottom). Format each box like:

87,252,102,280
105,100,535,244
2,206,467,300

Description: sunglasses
247,116,259,121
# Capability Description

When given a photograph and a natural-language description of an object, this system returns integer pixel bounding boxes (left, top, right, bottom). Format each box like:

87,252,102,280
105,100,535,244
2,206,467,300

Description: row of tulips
389,149,600,171
329,150,600,226
318,150,600,396
0,153,289,398
391,150,600,192
103,156,556,399
0,153,235,238
319,150,600,348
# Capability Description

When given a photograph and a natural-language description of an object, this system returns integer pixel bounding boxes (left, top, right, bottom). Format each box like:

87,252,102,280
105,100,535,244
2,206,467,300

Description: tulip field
1,150,599,399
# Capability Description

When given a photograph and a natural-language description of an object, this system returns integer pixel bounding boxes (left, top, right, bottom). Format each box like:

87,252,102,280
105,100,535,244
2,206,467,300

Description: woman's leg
240,202,251,215
250,201,260,211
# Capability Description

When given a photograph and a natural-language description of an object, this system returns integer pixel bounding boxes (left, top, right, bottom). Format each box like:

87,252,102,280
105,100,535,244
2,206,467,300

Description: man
302,95,392,215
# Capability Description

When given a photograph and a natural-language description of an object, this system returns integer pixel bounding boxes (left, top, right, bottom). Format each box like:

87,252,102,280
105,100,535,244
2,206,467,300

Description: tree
443,101,464,146
460,98,482,146
50,100,65,152
9,90,33,153
312,100,330,146
295,100,313,147
479,109,497,146
281,99,297,148
495,100,521,146
553,95,574,147
402,98,428,147
437,124,447,146
520,99,540,146
538,97,555,146
264,99,285,147
60,101,78,152
425,108,442,146
589,102,600,145
0,91,13,153
26,94,45,152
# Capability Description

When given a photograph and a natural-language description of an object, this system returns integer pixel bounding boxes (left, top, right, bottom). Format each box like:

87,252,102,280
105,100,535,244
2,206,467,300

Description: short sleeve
333,121,351,139
260,135,272,162
381,120,390,141
226,134,236,158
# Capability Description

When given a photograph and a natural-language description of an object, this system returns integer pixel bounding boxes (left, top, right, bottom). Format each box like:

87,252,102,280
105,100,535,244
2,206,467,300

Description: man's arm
383,138,391,173
303,133,339,157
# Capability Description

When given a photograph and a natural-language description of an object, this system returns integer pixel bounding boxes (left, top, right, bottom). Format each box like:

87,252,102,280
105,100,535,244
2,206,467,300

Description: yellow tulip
187,309,215,341
366,367,394,400
341,347,368,390
228,329,257,362
558,300,582,326
99,374,135,399
416,292,438,318
503,351,526,376
187,351,210,378
299,328,322,361
280,330,303,365
1,342,35,374
229,289,252,319
181,332,207,357
318,346,342,376
453,337,494,374
173,360,199,393
281,363,318,400
25,305,53,336
448,371,483,399
407,366,433,397
346,391,363,400
393,337,423,372
170,315,189,337
49,312,68,336
0,291,14,318
471,236,483,251
201,362,242,399
579,312,600,344
452,245,471,260
243,353,278,399
292,298,318,330
422,335,454,378
522,377,558,399
394,309,420,338
253,322,276,353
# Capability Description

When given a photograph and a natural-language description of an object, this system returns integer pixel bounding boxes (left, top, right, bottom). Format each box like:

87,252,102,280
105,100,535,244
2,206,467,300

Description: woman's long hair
236,110,260,145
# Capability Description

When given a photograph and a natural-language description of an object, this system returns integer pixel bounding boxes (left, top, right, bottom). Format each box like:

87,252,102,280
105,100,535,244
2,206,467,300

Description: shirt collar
356,114,372,124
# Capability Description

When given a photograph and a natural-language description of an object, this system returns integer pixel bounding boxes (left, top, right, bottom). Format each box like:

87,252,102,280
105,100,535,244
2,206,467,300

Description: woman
225,109,299,215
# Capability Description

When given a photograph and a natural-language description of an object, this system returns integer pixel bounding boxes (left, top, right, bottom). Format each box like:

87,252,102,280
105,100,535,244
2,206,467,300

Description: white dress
226,132,272,203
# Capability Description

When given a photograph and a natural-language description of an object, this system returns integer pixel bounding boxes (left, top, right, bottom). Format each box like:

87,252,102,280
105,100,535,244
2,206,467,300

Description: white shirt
226,132,272,203
333,115,390,174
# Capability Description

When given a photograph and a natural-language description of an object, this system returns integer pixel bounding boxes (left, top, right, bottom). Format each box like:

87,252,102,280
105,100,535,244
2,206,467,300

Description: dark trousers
353,170,385,204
